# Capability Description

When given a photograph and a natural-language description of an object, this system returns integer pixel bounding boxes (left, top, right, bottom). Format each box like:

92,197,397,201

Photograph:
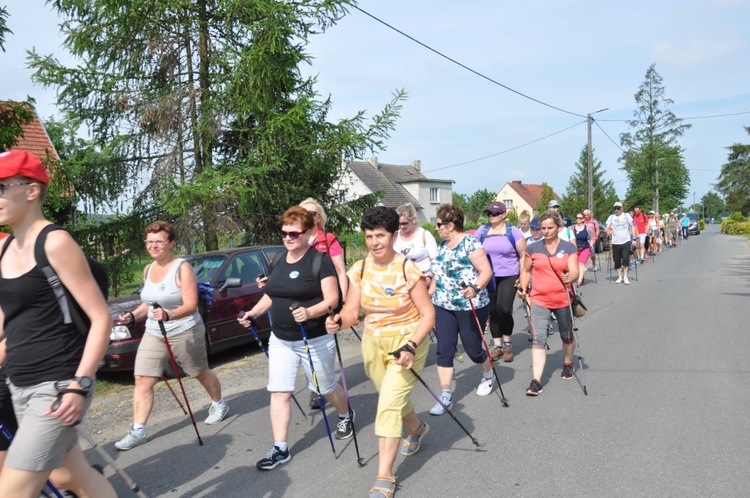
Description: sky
2,0,750,207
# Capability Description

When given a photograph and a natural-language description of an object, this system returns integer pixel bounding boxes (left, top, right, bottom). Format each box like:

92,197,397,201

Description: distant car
595,220,610,253
687,212,700,235
101,245,284,371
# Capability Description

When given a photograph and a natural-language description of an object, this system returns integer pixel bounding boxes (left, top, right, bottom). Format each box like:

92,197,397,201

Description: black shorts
0,369,19,451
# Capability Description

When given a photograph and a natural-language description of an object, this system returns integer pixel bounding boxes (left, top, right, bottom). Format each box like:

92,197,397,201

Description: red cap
0,150,50,185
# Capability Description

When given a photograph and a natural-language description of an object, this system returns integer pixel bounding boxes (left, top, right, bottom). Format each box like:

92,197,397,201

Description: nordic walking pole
459,282,509,407
561,271,589,396
0,422,64,498
236,312,307,419
522,296,550,351
328,307,364,467
152,303,203,445
77,427,149,498
349,326,362,341
389,349,482,448
290,302,336,456
162,375,187,415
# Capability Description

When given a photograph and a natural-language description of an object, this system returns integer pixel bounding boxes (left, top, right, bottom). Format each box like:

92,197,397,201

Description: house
342,157,454,224
495,180,561,216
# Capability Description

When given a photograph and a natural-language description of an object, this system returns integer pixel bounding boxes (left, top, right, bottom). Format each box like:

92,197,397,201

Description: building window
504,199,513,208
430,188,439,203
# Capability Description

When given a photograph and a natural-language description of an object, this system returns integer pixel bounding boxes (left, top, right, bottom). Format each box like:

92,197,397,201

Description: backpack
0,224,109,337
475,224,522,294
269,249,343,312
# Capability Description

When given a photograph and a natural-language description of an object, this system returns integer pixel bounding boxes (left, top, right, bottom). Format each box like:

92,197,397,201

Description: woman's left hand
394,350,414,369
290,306,310,323
460,286,476,300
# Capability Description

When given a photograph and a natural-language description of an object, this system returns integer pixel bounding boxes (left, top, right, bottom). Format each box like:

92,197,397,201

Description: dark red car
101,245,284,371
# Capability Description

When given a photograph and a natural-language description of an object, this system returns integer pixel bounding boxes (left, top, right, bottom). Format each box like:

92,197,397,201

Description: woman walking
393,203,437,287
517,210,579,396
326,206,434,498
572,213,592,287
428,204,495,415
239,207,351,471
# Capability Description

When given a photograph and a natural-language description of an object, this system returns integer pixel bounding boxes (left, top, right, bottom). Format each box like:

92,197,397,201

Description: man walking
605,202,637,285
631,206,649,262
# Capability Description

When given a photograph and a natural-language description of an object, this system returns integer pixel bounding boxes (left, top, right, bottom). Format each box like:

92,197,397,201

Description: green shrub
728,211,746,222
724,221,750,235
722,219,737,233
699,219,706,230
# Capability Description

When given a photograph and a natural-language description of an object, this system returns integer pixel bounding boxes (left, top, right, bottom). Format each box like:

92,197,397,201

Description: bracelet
470,283,480,293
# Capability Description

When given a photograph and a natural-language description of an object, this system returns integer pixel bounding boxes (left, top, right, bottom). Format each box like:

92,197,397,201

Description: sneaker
476,376,494,396
309,391,321,410
502,343,514,363
114,426,147,451
615,276,623,284
525,379,543,396
561,362,575,379
429,394,453,415
205,402,229,425
400,421,429,456
256,446,291,470
623,276,630,285
490,346,503,362
593,265,599,272
335,410,355,440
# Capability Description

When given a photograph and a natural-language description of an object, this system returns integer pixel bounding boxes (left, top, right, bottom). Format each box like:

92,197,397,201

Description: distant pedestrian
583,209,599,270
548,199,572,227
572,213,592,286
680,213,689,239
605,202,637,285
632,206,649,262
393,202,438,288
667,212,679,246
518,210,532,240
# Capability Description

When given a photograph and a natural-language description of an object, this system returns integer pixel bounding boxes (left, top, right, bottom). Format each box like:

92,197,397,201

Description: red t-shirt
525,240,577,309
632,212,649,234
311,228,343,257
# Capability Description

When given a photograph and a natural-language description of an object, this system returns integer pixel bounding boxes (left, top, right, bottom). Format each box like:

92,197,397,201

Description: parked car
101,245,284,371
687,212,701,235
595,220,611,253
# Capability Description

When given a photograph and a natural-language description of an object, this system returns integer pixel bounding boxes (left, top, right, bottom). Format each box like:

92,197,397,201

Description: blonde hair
519,210,531,223
396,203,417,220
299,198,328,229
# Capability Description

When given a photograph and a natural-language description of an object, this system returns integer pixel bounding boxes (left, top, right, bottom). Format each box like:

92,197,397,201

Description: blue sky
3,0,749,208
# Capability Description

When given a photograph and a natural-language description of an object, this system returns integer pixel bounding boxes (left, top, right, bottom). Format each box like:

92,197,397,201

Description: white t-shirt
605,213,634,245
393,227,438,274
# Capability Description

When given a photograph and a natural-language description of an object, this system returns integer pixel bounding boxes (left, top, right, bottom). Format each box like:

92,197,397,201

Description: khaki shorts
6,379,94,472
134,323,208,377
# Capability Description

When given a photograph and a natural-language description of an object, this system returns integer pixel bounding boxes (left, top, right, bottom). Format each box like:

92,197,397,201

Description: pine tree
561,145,619,219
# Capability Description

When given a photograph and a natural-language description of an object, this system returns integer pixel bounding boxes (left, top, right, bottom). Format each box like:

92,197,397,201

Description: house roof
503,181,560,210
2,102,60,163
347,160,426,209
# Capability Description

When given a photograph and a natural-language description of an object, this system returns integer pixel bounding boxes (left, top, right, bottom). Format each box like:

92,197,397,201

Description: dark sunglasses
436,221,450,228
486,211,505,217
280,230,303,239
399,221,411,226
576,217,584,220
614,207,622,210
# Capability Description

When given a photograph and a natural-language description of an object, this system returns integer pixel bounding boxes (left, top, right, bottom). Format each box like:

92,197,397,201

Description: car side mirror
219,277,242,293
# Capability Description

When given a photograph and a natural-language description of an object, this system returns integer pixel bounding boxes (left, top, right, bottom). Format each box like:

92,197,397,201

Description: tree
535,183,556,213
701,191,724,221
29,0,403,250
561,145,619,219
619,64,691,214
0,5,10,51
0,99,35,152
464,188,496,223
715,126,750,215
452,192,468,212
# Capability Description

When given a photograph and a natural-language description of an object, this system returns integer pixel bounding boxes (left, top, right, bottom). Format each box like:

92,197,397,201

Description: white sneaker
615,277,623,284
476,376,494,396
429,394,453,415
623,276,630,285
115,426,147,451
205,402,229,424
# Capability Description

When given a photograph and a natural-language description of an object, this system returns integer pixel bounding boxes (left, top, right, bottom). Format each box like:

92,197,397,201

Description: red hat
0,150,50,185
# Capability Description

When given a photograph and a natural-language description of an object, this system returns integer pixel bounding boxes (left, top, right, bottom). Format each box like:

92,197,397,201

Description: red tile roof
505,181,559,209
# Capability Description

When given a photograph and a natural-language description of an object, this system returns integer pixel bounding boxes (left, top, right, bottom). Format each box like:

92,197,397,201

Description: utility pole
587,108,608,216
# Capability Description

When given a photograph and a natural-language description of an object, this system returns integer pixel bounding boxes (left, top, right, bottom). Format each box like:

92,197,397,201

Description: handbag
546,256,587,317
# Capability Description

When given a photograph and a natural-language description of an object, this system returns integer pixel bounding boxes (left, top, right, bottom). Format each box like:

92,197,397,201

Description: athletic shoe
256,446,291,471
114,426,147,451
309,391,321,410
615,277,623,284
623,276,630,285
205,402,229,425
525,379,543,396
490,346,503,362
335,409,355,440
561,362,575,379
476,376,494,396
400,421,429,456
429,394,453,415
593,265,600,272
502,343,514,362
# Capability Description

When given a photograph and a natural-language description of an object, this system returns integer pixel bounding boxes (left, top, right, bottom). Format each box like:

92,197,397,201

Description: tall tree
561,145,619,219
715,126,750,215
619,64,691,214
464,188,496,223
0,5,10,51
535,183,556,213
701,191,724,220
29,0,403,250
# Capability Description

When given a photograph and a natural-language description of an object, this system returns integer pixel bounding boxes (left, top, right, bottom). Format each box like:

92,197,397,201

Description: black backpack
269,249,343,312
0,224,109,336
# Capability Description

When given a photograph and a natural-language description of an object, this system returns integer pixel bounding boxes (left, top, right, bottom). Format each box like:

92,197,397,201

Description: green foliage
463,189,496,223
701,191,725,221
0,99,35,152
716,126,750,215
619,64,691,213
0,6,10,52
452,192,468,213
561,145,619,219
535,183,556,212
728,211,745,222
723,221,750,235
421,223,438,241
699,219,706,230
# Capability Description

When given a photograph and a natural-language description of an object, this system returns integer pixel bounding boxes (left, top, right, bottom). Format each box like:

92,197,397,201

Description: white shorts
267,332,337,395
638,234,647,244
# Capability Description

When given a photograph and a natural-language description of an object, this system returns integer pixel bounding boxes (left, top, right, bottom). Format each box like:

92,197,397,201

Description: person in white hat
605,202,638,284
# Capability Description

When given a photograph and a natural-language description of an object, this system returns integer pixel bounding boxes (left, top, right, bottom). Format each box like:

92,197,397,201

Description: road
84,225,750,497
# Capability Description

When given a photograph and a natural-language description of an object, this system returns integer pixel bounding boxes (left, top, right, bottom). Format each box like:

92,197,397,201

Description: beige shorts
6,379,94,472
134,323,208,377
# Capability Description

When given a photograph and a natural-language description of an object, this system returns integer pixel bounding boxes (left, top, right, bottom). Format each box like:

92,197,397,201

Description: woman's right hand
237,311,253,328
117,311,134,324
256,275,268,289
325,314,341,335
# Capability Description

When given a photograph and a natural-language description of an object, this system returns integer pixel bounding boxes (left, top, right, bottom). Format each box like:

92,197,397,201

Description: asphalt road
84,225,750,497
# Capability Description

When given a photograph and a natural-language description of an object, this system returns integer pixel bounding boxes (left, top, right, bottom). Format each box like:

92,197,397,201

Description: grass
95,371,135,397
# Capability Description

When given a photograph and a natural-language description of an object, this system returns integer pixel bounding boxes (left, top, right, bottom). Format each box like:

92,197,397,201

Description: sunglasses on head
280,230,303,239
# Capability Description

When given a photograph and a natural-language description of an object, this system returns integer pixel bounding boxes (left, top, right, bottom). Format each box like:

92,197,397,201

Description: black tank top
0,265,84,387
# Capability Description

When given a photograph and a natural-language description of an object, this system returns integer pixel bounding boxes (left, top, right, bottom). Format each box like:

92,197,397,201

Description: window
430,188,439,203
504,199,514,208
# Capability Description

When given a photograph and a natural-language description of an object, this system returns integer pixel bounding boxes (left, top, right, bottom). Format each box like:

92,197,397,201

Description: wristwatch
469,283,481,293
73,376,93,389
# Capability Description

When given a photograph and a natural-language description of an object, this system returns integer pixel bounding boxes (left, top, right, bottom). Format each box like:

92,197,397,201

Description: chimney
367,157,379,169
411,160,421,171
513,180,522,185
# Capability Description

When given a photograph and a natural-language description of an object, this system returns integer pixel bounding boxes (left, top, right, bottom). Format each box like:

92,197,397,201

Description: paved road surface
86,225,750,497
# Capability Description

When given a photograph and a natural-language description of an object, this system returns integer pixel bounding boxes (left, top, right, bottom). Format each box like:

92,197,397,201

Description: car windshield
687,213,699,221
187,255,226,283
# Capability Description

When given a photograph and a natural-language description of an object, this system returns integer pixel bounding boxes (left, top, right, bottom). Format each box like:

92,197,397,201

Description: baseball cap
649,210,655,214
613,202,623,208
530,217,541,229
0,150,50,185
484,201,507,214
548,199,560,208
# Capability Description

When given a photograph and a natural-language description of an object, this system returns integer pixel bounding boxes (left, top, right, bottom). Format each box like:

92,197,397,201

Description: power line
594,120,625,153
424,120,586,173
598,110,750,123
351,5,586,118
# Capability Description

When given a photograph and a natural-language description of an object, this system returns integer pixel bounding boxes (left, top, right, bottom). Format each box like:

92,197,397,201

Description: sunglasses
576,217,584,220
280,230,303,239
614,207,622,210
0,182,33,197
486,211,505,217
399,221,411,226
436,221,450,228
